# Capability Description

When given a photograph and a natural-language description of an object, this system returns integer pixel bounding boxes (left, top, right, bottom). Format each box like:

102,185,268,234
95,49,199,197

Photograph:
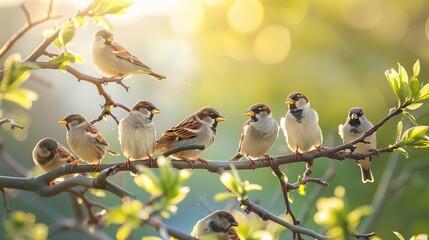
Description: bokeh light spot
342,0,382,29
254,25,291,64
228,0,264,33
221,31,253,61
170,0,206,36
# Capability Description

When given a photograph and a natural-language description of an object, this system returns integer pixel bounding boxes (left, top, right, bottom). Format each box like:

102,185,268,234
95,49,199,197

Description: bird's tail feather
149,71,166,81
108,150,120,156
359,165,374,183
229,153,243,161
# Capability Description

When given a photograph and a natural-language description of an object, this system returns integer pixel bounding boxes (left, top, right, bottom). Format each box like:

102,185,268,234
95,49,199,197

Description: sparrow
91,29,166,81
118,100,160,167
230,103,279,167
280,92,323,156
155,107,224,166
32,137,77,181
58,114,118,172
338,107,376,183
191,210,240,240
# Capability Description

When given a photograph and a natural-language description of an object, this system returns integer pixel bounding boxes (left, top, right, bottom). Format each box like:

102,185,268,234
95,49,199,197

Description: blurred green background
1,0,429,239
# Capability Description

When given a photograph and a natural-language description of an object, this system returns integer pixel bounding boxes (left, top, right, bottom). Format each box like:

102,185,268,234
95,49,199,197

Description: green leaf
103,1,133,15
393,231,405,240
214,192,234,202
93,16,113,30
2,88,38,109
298,184,306,196
396,121,403,143
409,79,421,99
403,111,418,126
394,147,409,158
48,54,67,64
287,192,294,203
410,234,429,240
412,59,420,79
405,103,423,111
72,16,88,28
401,126,428,143
385,69,402,105
59,21,75,46
116,223,133,240
415,83,429,101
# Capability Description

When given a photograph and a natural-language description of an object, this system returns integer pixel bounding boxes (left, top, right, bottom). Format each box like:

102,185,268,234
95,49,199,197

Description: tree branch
240,198,327,240
145,217,196,240
0,0,61,59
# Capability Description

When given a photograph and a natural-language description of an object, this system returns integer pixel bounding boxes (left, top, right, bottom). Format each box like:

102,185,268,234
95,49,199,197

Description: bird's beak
230,221,239,227
351,113,358,120
151,109,160,115
106,36,113,43
215,116,225,122
58,119,67,125
285,98,295,105
244,110,255,117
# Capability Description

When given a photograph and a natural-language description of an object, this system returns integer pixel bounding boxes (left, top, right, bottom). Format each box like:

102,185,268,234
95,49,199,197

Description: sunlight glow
341,0,382,29
170,0,206,35
254,25,291,64
228,0,264,33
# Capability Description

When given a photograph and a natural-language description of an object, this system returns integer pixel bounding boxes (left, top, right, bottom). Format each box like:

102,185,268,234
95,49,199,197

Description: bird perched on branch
155,107,224,167
230,103,279,168
91,29,166,81
280,92,323,156
339,107,376,183
58,114,118,172
191,210,240,240
118,100,160,167
32,137,77,182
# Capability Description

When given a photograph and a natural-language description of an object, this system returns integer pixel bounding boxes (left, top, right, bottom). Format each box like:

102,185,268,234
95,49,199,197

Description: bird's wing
111,42,150,69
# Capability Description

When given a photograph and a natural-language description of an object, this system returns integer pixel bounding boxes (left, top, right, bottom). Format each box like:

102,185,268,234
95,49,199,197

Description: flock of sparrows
29,29,380,239
32,29,377,186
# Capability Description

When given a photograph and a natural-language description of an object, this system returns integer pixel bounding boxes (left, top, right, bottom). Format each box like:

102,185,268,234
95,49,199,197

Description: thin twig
1,188,11,219
300,160,336,224
0,117,24,129
0,0,61,59
240,199,327,240
145,217,196,240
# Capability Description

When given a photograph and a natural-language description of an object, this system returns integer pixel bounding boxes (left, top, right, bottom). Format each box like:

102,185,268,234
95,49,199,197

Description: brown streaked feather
157,116,201,143
111,42,150,69
57,145,76,163
228,227,241,240
85,125,108,146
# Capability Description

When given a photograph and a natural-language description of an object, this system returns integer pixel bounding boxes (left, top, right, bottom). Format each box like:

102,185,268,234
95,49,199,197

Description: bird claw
315,145,324,151
294,149,302,161
262,154,272,167
195,157,209,164
248,159,256,169
69,159,81,166
123,157,131,168
179,157,194,169
147,154,156,167
93,162,101,172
